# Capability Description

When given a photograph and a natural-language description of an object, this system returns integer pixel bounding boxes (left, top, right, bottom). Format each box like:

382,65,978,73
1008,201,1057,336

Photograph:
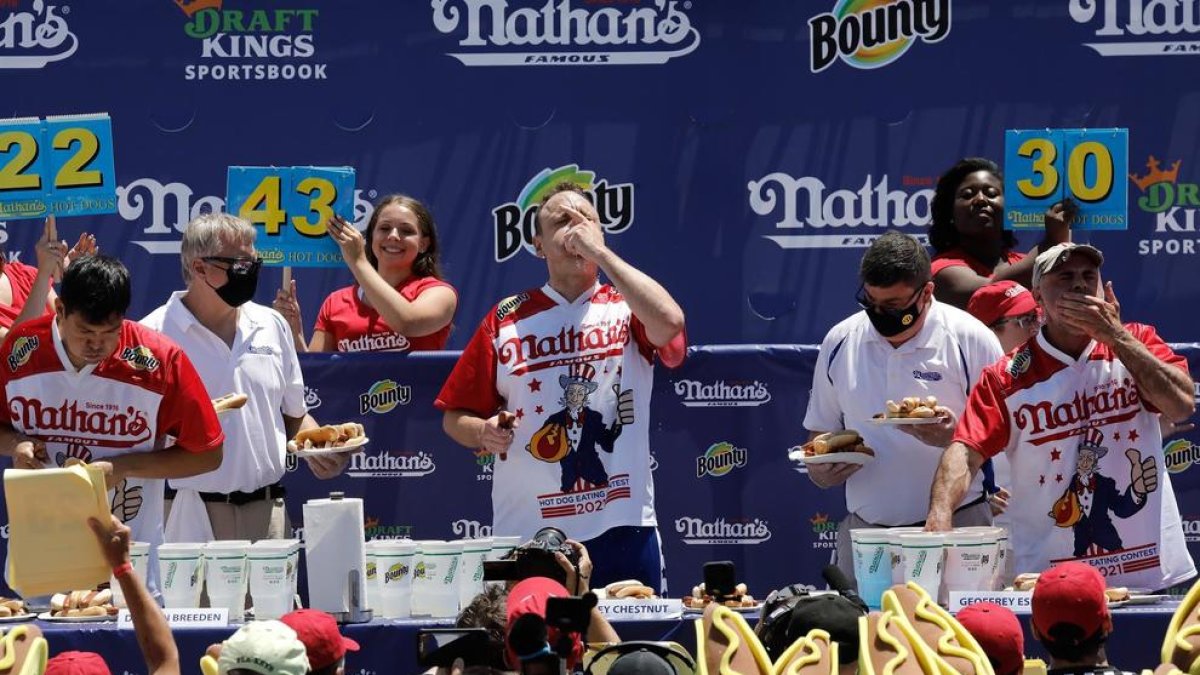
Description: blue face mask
857,285,925,338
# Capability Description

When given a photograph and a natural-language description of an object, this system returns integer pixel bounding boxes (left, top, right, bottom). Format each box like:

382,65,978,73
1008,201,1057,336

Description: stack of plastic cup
111,541,150,608
157,542,206,608
248,541,293,620
364,540,379,610
885,527,925,584
956,526,1005,591
849,529,891,609
898,532,946,599
374,538,418,619
942,529,995,602
457,538,492,609
411,540,463,618
204,540,251,620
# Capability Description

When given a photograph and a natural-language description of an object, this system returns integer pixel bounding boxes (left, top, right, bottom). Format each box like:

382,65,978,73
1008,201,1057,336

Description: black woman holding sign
0,215,96,342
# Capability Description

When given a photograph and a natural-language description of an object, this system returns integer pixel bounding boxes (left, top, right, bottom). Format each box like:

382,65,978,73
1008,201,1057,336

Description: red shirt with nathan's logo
955,325,1195,589
0,315,223,555
313,276,456,352
435,282,686,542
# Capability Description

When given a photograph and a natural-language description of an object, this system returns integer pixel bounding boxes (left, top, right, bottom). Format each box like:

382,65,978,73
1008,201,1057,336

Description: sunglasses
585,641,696,675
202,256,263,274
855,284,922,316
992,313,1039,331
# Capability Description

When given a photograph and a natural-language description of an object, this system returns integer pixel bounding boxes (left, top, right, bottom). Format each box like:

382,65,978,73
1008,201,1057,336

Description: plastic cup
457,538,492,609
204,541,250,620
942,529,995,602
899,532,946,599
850,529,891,610
411,540,463,618
374,539,418,619
885,527,925,585
248,542,293,620
157,543,205,608
959,526,1005,591
112,542,151,609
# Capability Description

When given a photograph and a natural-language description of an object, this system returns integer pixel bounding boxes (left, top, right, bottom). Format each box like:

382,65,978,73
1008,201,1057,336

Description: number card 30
0,114,117,219
226,166,355,268
1004,128,1128,231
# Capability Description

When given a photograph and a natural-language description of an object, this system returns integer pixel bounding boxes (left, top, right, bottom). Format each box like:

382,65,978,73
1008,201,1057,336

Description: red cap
956,602,1025,675
280,609,360,670
45,652,112,675
1032,562,1110,640
967,280,1038,327
505,577,584,670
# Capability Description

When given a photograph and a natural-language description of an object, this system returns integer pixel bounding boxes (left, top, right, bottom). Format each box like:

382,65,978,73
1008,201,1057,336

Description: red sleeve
952,367,1011,459
156,350,224,453
1130,323,1190,376
313,291,338,334
630,315,687,369
434,317,502,417
930,256,967,277
403,277,458,303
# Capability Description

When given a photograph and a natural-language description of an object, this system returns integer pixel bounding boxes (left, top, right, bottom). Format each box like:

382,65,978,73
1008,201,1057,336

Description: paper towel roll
303,496,367,614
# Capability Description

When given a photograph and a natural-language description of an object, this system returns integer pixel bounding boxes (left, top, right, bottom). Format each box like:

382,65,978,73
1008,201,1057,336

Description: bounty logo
675,379,771,407
809,0,951,73
175,0,329,81
674,516,772,545
359,379,411,415
347,451,436,478
120,346,161,372
810,513,838,550
0,1,78,69
7,335,37,371
1165,439,1200,474
1130,156,1200,256
492,164,634,262
384,561,410,583
695,442,748,479
748,173,934,249
431,0,700,67
1070,0,1200,56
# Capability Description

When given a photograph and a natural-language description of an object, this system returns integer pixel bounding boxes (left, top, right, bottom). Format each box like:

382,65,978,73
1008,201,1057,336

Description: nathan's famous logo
8,397,151,441
364,516,413,540
492,165,634,262
303,386,321,409
431,0,700,66
695,442,748,479
498,318,631,371
384,561,410,584
474,448,495,482
674,516,772,545
1184,518,1200,543
174,0,327,81
120,346,161,372
1013,378,1141,435
809,0,950,73
259,249,285,264
7,336,37,371
451,519,492,540
810,513,838,550
0,1,77,69
359,379,411,415
674,379,771,408
347,451,435,478
1070,0,1200,56
1130,156,1200,256
1166,439,1200,474
748,173,934,249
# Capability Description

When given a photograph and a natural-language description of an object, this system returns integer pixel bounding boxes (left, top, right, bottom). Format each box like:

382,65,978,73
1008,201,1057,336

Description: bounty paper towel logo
120,346,161,372
431,0,700,66
810,513,837,551
0,1,78,69
1166,439,1200,474
7,336,37,371
384,561,410,583
675,379,772,407
1070,0,1200,57
175,0,330,81
674,516,772,545
695,442,748,478
809,0,951,73
359,379,411,415
347,451,436,478
492,164,634,262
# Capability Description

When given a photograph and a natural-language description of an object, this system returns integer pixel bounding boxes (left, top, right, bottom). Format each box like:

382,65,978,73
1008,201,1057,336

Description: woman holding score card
0,215,97,342
274,194,458,353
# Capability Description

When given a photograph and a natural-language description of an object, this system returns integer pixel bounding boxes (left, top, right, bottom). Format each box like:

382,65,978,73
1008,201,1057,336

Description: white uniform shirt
805,300,1002,525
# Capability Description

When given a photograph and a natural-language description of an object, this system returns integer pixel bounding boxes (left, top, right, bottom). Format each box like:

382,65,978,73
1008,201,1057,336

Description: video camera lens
530,526,568,549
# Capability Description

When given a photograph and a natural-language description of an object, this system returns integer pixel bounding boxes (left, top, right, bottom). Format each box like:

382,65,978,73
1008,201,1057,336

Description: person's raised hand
86,514,131,569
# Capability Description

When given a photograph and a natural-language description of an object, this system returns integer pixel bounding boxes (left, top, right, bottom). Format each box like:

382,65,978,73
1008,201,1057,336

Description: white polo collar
1036,327,1097,367
542,280,601,307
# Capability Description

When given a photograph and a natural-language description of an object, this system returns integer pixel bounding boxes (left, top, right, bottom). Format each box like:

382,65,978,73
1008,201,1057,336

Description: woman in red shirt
0,217,96,341
929,157,1075,310
277,195,458,352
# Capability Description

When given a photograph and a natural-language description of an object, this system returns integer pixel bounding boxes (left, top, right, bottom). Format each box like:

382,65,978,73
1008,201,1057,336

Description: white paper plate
38,611,116,623
287,436,369,458
1109,594,1169,608
683,603,763,614
789,446,875,466
0,613,35,623
869,416,941,425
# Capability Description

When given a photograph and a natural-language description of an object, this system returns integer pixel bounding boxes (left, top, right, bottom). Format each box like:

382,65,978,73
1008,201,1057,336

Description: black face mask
858,285,925,338
203,257,262,308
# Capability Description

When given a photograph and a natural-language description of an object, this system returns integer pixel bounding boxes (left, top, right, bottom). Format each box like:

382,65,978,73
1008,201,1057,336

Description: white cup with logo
457,538,492,609
850,529,891,610
111,541,151,609
157,543,206,608
374,539,418,619
941,529,995,601
899,532,946,599
364,540,379,610
885,527,925,585
248,541,293,620
411,540,463,619
956,526,1004,591
204,540,251,620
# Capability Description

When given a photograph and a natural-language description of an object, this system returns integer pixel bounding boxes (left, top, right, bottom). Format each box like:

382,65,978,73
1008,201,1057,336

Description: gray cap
608,650,678,675
1031,242,1104,288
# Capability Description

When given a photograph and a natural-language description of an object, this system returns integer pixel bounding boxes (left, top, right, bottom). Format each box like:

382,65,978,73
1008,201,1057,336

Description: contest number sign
226,166,356,267
1004,128,1128,231
0,114,118,219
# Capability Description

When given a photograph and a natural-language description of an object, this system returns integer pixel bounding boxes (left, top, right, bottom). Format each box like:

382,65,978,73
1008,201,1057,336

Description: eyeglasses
855,284,922,316
992,313,1040,331
202,256,262,274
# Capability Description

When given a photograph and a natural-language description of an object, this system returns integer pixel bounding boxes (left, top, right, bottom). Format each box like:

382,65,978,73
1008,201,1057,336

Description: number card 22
0,114,117,219
226,166,355,268
1004,128,1128,231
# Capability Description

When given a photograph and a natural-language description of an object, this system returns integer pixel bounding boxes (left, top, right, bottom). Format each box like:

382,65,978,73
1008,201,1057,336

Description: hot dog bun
212,393,248,413
1013,573,1039,591
1105,587,1130,603
813,431,862,455
293,426,339,449
614,585,655,599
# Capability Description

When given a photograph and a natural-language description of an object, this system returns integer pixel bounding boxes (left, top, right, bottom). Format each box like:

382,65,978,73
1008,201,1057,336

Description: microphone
822,565,868,612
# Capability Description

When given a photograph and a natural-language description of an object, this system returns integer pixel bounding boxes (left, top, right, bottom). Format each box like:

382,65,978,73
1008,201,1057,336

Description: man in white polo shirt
803,231,1003,586
142,213,347,542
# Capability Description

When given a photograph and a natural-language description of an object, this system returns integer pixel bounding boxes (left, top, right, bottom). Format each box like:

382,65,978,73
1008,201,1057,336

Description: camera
483,527,580,585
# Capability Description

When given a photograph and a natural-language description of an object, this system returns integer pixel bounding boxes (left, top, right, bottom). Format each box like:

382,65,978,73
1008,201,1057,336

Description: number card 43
1004,128,1128,231
0,114,117,219
226,166,355,268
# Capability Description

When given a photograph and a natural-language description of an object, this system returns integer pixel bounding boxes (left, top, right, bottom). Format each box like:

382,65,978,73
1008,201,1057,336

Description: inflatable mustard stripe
882,582,995,675
1163,577,1200,673
860,611,941,675
694,604,774,675
774,628,837,675
0,626,48,675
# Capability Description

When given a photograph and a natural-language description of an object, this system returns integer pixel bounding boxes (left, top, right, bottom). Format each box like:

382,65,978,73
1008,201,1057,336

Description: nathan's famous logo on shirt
675,516,772,545
474,448,494,482
810,513,838,551
338,332,411,353
431,0,700,67
492,164,634,262
346,451,435,478
452,519,492,540
1165,439,1200,474
120,345,160,372
174,0,329,81
1129,156,1200,257
0,1,78,69
1013,378,1142,436
498,318,631,372
8,397,151,443
6,336,38,371
695,442,748,479
1069,0,1200,57
808,0,950,73
364,516,413,540
748,173,934,250
674,379,772,408
359,379,411,415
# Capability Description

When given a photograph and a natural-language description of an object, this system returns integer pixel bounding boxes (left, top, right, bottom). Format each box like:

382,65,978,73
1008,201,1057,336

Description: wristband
112,561,133,579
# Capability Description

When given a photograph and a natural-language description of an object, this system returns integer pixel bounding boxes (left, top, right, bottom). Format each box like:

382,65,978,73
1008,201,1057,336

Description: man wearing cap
927,243,1196,590
1031,562,1132,674
215,620,310,675
956,602,1025,675
755,588,866,674
280,609,359,675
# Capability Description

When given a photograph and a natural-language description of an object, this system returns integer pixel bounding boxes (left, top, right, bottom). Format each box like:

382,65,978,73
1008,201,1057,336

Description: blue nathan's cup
850,528,892,610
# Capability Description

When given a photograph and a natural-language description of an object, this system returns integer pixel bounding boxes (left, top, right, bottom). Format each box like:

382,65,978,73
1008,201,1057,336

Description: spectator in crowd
0,216,97,342
213,621,310,675
929,157,1075,309
968,280,1041,353
142,213,344,544
927,243,1196,591
956,601,1025,675
803,231,1002,588
279,609,360,675
437,183,685,592
0,255,223,591
1030,562,1132,675
276,195,457,353
455,585,511,672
